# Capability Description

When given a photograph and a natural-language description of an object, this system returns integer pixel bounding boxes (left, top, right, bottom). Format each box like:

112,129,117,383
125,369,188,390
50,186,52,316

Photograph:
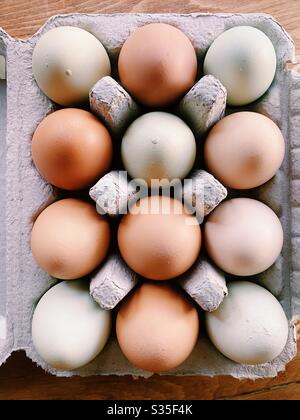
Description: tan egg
31,199,111,280
116,282,199,373
118,196,201,280
204,198,283,276
118,23,197,107
204,112,285,189
32,108,113,191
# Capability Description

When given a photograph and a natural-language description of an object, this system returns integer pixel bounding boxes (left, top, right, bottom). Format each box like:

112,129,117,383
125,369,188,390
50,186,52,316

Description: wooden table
0,0,299,401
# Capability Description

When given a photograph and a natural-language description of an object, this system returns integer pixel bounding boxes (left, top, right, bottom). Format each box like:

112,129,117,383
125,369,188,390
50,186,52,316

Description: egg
204,26,276,106
204,198,283,276
31,199,111,279
204,112,285,189
206,281,289,365
118,23,197,107
32,280,112,370
121,112,196,185
32,26,111,106
116,282,199,373
32,108,113,191
118,196,201,280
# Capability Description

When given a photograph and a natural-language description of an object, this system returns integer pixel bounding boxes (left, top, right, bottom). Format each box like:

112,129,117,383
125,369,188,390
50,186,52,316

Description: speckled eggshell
204,26,277,106
204,198,283,276
116,282,199,373
32,280,112,370
206,281,289,365
32,26,111,106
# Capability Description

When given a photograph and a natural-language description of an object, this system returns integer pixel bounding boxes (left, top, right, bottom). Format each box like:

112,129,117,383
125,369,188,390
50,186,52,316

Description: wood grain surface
0,0,299,401
0,0,299,49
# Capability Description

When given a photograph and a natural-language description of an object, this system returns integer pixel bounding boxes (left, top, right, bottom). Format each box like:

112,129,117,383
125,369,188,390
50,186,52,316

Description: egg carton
0,12,299,379
88,63,231,310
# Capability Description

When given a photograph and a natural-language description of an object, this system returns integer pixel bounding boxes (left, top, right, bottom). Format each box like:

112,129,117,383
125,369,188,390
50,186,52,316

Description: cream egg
32,280,112,370
121,112,196,185
32,26,111,106
204,112,285,189
204,26,276,106
116,282,199,373
118,196,201,281
206,281,289,365
31,199,111,280
204,198,283,276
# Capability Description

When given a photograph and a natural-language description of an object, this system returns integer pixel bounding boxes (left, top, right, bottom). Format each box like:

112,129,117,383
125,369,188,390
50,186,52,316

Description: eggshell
204,112,285,189
204,26,276,106
118,196,201,280
32,26,111,106
32,280,112,370
31,198,111,280
206,281,289,365
121,112,196,185
204,198,283,276
32,108,113,191
118,23,197,107
116,282,199,373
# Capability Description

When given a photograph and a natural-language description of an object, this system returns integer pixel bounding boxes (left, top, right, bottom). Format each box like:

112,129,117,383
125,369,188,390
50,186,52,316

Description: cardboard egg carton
88,74,227,312
0,13,299,379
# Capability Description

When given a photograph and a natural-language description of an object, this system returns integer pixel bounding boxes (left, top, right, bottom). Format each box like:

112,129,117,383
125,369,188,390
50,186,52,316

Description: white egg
32,26,111,106
206,281,289,365
204,26,276,106
32,280,111,371
121,112,196,185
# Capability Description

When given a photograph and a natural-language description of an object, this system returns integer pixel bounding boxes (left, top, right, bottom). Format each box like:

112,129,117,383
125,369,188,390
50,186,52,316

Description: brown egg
118,196,201,280
116,282,199,373
31,199,111,279
118,23,197,107
32,108,113,191
204,112,285,189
